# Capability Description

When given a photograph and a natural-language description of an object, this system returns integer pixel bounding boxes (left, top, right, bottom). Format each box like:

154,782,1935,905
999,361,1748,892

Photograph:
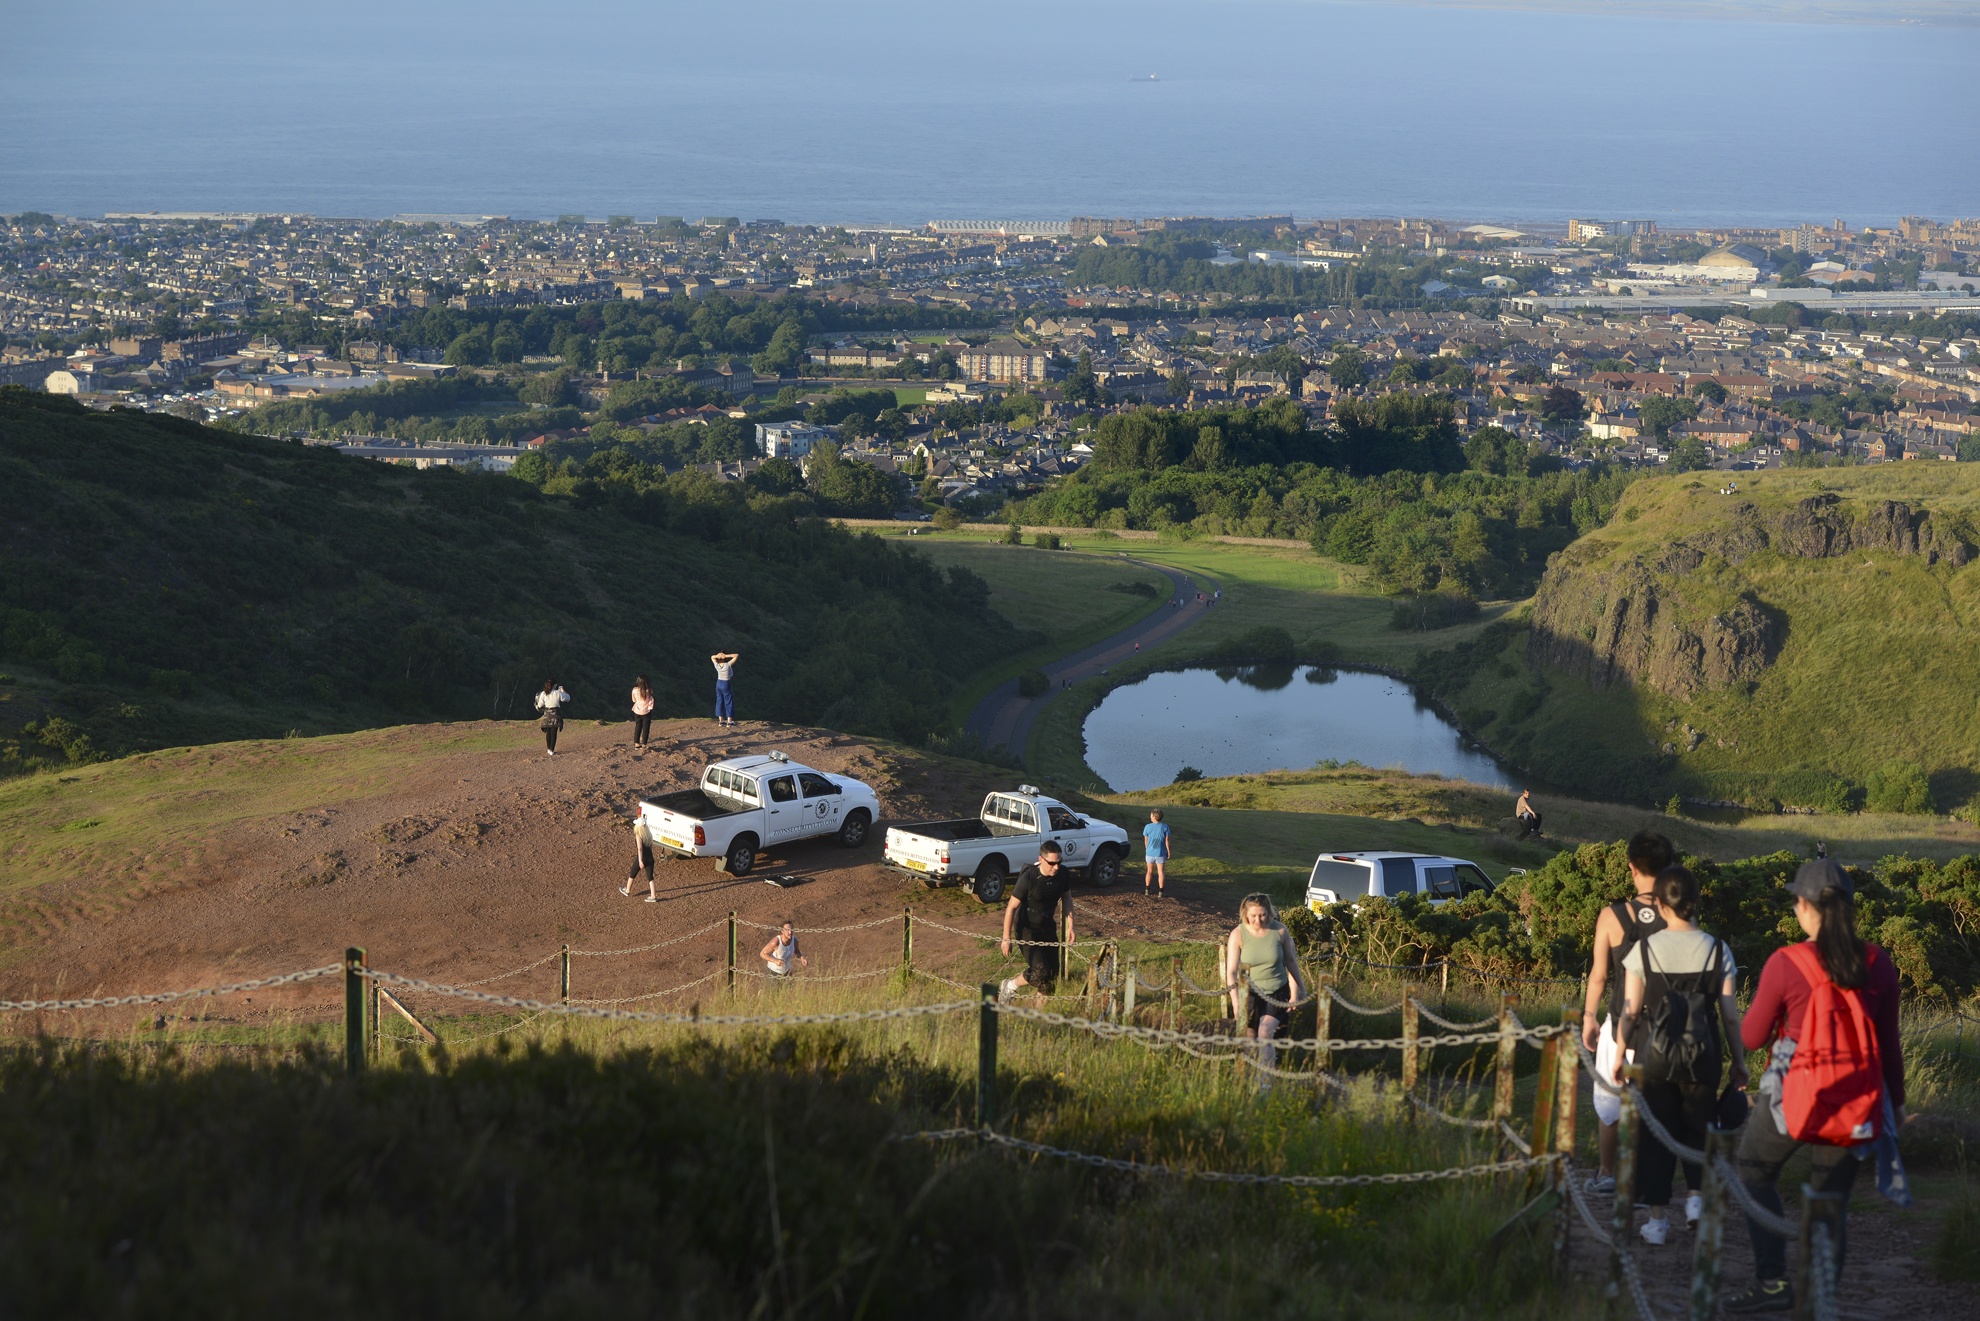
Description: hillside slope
0,390,1010,769
1416,465,1980,809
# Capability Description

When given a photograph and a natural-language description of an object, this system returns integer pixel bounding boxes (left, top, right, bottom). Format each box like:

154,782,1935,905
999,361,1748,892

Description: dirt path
964,558,1217,761
1,719,1231,1023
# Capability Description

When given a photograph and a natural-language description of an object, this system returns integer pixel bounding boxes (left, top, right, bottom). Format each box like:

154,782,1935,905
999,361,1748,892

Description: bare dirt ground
2,718,1227,1019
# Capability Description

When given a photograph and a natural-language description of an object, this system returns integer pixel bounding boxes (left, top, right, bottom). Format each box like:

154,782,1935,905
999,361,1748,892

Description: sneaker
1684,1192,1703,1228
998,977,1018,1003
1584,1172,1617,1197
1638,1216,1669,1247
1723,1280,1793,1314
643,895,659,903
619,882,634,897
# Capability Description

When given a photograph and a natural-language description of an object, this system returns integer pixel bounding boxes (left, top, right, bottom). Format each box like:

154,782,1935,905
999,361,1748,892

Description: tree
1539,385,1583,425
518,369,573,408
1166,366,1192,399
1690,378,1729,405
1332,393,1464,476
444,329,491,367
751,318,807,377
1866,760,1933,814
1638,395,1698,439
1327,345,1368,390
1062,349,1101,407
1670,437,1711,472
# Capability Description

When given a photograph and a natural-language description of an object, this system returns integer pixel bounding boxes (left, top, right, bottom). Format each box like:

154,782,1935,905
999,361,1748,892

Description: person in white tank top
760,921,806,976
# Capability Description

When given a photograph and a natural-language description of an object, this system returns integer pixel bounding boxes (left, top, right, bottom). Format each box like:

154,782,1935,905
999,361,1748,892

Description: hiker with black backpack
1721,858,1908,1315
1609,864,1748,1248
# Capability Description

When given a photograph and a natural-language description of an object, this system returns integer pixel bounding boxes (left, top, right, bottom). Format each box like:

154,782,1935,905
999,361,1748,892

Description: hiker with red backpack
1722,857,1908,1315
1608,864,1748,1247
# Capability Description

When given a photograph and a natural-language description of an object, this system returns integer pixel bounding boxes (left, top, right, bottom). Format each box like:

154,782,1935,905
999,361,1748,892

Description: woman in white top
533,679,570,755
630,674,656,750
710,651,739,727
760,921,806,976
1608,864,1748,1247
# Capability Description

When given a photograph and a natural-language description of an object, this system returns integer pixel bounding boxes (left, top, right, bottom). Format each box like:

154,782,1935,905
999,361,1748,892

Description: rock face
1529,495,1970,700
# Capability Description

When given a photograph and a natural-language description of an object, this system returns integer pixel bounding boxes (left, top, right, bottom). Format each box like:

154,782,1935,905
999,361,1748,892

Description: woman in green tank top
1225,893,1303,1080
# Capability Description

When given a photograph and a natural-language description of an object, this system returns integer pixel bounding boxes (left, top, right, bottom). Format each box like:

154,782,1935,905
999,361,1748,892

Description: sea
4,0,1979,228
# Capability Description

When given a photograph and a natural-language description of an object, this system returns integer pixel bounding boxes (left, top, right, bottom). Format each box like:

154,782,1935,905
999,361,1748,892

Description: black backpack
1637,937,1726,1087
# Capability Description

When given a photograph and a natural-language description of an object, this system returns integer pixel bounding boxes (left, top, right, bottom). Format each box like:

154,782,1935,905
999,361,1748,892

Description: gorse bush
1310,840,1980,1003
1866,759,1935,815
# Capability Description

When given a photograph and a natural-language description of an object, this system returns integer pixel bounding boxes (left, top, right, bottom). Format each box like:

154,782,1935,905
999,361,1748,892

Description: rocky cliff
1528,494,1971,700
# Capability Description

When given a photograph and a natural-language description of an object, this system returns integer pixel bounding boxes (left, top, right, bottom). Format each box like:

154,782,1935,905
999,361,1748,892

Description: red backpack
1779,942,1884,1145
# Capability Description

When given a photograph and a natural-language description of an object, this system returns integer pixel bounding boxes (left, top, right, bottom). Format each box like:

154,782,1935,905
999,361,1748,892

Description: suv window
1456,864,1493,896
1423,864,1459,899
798,773,836,798
1309,859,1372,899
1380,856,1419,897
766,775,798,803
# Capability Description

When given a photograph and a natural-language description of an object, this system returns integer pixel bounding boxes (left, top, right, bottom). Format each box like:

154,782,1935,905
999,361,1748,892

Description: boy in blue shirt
1142,809,1172,899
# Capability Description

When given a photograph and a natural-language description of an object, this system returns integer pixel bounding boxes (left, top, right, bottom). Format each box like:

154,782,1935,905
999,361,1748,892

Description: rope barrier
1810,1221,1839,1321
899,1127,1559,1189
0,964,343,1012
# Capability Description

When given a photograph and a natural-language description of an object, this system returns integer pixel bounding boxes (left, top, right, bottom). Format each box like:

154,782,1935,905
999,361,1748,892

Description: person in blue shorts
1142,808,1172,898
710,650,739,726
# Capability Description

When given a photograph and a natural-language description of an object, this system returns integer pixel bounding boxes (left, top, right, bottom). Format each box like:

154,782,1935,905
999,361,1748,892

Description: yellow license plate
901,858,929,871
660,836,686,851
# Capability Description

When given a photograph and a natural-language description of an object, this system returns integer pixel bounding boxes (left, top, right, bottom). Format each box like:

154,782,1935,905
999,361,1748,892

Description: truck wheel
1086,847,1122,889
973,859,1007,905
837,810,871,848
722,835,758,877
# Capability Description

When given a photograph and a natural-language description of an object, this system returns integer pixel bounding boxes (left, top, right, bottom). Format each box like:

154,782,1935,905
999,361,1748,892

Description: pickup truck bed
644,787,745,822
894,818,1034,842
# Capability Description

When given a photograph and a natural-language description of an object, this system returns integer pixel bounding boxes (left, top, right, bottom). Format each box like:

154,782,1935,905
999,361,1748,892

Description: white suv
1305,851,1496,912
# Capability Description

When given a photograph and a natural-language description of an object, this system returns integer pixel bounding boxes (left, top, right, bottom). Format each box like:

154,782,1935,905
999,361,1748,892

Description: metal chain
1498,1120,1533,1155
1626,1081,1707,1165
0,963,343,1012
359,968,974,1027
569,968,725,1005
989,1000,1558,1053
1563,1161,1614,1246
1404,1091,1500,1130
908,917,1112,950
899,1127,1558,1188
734,914,904,934
734,966,898,983
568,919,729,957
1327,986,1406,1016
1809,1221,1839,1321
1336,952,1582,986
1710,1155,1800,1239
450,950,565,988
1414,1005,1500,1031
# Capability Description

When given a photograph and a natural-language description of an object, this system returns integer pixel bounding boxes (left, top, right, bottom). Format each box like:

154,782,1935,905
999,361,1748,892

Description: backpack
1780,942,1884,1145
1637,936,1725,1087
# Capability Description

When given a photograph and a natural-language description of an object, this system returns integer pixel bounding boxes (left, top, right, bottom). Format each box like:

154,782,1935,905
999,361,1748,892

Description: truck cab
882,786,1131,903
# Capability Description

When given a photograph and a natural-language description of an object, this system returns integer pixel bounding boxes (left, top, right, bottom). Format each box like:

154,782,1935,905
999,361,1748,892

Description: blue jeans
714,680,734,721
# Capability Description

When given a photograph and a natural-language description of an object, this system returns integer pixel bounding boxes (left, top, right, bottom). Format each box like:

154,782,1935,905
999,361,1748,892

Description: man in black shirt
1000,842,1076,1001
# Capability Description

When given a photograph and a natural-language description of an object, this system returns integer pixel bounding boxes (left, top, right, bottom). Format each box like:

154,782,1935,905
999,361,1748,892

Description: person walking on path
999,842,1075,1002
630,675,656,750
621,818,660,901
760,921,807,977
1581,830,1675,1196
1226,893,1303,1081
1141,809,1171,898
533,679,571,756
1608,865,1747,1246
710,651,740,727
1722,858,1909,1315
1514,788,1544,840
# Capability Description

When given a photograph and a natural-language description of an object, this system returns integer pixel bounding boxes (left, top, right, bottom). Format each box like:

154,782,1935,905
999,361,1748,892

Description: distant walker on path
1142,809,1171,898
710,651,740,727
630,674,656,750
533,679,570,756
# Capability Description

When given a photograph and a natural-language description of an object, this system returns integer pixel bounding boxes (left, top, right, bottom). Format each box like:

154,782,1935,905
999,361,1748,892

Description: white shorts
1592,1015,1632,1126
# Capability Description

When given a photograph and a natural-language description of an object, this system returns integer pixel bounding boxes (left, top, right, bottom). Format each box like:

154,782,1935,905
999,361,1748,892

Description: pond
1081,666,1515,793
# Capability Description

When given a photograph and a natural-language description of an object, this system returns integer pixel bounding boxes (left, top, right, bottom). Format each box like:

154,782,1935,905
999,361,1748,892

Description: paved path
964,557,1220,765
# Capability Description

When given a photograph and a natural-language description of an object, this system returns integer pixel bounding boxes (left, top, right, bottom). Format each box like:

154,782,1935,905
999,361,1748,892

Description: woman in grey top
1225,893,1303,1081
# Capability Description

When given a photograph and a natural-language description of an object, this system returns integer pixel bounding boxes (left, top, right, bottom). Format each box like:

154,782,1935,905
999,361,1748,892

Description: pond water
1081,666,1515,793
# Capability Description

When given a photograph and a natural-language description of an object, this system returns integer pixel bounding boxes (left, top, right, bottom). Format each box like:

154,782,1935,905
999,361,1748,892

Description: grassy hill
1414,465,1980,811
0,389,1013,772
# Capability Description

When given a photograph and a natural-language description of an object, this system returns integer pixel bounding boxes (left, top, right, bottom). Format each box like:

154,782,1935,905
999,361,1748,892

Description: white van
1305,851,1496,912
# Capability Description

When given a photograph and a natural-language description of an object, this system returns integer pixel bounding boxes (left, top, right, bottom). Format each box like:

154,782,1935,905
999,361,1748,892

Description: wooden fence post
1401,996,1420,1095
727,911,738,993
977,982,999,1131
559,943,571,1005
1314,973,1333,1074
1687,1126,1732,1321
901,907,913,978
343,946,367,1077
1440,959,1450,998
1168,955,1182,1031
1607,1063,1642,1321
1524,1028,1561,1194
1123,957,1138,1024
1493,991,1521,1127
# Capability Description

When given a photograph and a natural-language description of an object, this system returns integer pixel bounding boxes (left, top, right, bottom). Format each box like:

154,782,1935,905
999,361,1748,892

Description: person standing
1226,893,1303,1081
1142,809,1171,898
710,650,740,727
1608,865,1747,1246
533,678,571,756
1580,830,1674,1195
629,674,656,750
1722,859,1907,1315
999,842,1074,1001
760,921,807,977
621,818,660,901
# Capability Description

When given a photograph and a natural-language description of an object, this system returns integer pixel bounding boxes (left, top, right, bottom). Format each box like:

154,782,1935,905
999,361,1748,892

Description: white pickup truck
639,751,882,876
882,786,1131,903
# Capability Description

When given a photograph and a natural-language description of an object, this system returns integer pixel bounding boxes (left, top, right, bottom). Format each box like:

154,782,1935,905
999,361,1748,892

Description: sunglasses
1038,857,1061,867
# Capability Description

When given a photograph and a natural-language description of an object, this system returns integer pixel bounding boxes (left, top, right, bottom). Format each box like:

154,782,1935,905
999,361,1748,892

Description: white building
755,421,834,460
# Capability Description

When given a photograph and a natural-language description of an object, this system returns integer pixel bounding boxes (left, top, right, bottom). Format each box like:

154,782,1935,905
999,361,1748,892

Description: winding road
963,557,1219,765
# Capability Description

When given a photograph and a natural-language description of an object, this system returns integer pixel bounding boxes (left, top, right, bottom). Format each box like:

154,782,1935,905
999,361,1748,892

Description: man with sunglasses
999,842,1076,1002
